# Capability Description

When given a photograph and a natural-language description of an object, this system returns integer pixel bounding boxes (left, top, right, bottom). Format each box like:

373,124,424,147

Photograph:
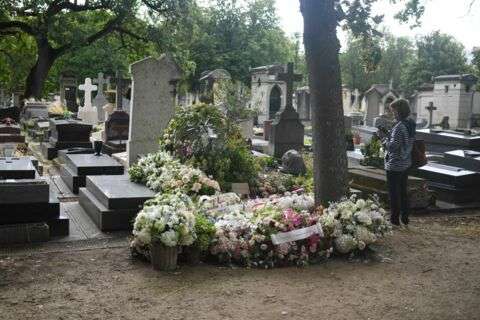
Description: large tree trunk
300,0,348,206
24,39,57,99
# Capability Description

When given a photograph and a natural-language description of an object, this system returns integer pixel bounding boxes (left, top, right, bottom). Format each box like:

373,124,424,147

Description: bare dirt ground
1,215,479,320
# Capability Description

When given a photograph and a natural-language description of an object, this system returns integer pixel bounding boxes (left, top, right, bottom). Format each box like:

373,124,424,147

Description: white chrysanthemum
334,234,357,254
354,226,377,245
354,210,373,226
160,229,179,247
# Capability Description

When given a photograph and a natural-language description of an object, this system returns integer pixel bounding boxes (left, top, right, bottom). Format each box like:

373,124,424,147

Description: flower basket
151,241,178,271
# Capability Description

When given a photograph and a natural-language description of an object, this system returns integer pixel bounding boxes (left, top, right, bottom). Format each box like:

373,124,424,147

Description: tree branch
52,14,125,56
0,20,36,36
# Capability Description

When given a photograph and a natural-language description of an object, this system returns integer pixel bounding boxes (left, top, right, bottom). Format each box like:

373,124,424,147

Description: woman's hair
390,98,411,120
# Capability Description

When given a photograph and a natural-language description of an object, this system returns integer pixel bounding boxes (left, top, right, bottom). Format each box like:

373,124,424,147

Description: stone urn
150,241,178,271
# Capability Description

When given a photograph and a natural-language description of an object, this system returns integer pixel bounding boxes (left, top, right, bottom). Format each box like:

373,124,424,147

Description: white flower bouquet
131,192,197,249
319,195,391,254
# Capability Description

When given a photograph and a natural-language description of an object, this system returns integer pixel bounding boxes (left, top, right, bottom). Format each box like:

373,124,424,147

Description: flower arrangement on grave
319,195,392,254
360,135,385,168
132,192,197,248
128,151,220,197
160,103,259,190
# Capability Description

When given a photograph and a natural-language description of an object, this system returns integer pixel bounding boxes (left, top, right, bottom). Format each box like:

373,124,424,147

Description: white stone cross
79,78,97,109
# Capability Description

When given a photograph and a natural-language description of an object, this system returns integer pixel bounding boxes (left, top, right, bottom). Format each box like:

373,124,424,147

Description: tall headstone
127,55,181,166
93,73,109,122
77,78,98,126
59,74,78,112
269,63,304,158
102,71,130,155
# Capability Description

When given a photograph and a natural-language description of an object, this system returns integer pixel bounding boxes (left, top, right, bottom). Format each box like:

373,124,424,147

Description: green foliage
400,31,471,93
157,0,296,91
473,49,480,90
193,214,216,251
360,136,384,168
161,103,259,190
340,31,414,92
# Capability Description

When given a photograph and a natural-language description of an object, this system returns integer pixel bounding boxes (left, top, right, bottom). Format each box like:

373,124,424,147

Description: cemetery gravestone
127,54,181,166
78,175,154,231
41,119,93,160
60,153,124,194
60,74,78,112
269,63,304,158
93,73,109,122
0,157,68,237
78,78,99,126
444,150,480,172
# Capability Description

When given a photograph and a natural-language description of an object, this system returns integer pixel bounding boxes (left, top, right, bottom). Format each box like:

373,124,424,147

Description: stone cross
426,102,437,129
94,72,107,92
277,62,302,110
79,78,97,109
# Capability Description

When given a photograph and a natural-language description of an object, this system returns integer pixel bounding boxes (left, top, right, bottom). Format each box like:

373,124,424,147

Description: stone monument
93,73,109,122
102,71,130,155
127,54,182,166
268,63,304,158
77,78,99,126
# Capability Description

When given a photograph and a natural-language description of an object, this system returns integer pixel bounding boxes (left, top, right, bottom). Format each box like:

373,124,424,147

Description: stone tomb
79,175,154,231
416,129,480,153
0,122,25,144
0,157,36,179
22,101,49,120
414,163,480,203
444,150,480,172
349,166,434,209
60,153,124,194
102,110,129,155
0,157,68,237
41,119,93,160
0,106,20,122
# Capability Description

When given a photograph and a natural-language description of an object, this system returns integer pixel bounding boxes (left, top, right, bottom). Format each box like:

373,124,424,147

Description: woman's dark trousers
386,170,409,225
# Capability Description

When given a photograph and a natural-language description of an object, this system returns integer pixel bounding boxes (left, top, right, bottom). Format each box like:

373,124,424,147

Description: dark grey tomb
60,153,124,194
444,150,480,172
41,119,93,160
79,175,154,231
0,157,69,237
416,129,480,153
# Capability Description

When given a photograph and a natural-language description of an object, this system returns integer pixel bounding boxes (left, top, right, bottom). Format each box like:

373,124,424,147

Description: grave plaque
0,157,36,179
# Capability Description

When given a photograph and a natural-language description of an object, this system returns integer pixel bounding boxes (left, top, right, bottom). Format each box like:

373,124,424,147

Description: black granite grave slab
78,175,154,230
427,182,479,204
416,129,480,153
58,148,94,162
0,223,49,244
79,187,142,231
0,134,25,143
0,190,59,224
49,119,92,142
40,119,93,159
414,163,480,188
0,124,21,134
444,150,480,172
46,215,70,237
85,175,154,210
60,154,124,194
0,157,37,180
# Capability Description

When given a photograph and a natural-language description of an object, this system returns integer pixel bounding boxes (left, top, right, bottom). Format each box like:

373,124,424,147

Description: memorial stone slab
127,54,181,166
416,129,480,153
41,119,93,159
60,153,124,194
0,157,37,179
79,175,154,230
444,150,480,172
415,163,480,188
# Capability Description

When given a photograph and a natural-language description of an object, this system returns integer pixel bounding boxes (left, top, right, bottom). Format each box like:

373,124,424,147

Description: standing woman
380,99,416,226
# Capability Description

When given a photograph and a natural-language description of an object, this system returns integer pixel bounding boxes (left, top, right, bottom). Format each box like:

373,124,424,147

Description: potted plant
131,193,196,271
